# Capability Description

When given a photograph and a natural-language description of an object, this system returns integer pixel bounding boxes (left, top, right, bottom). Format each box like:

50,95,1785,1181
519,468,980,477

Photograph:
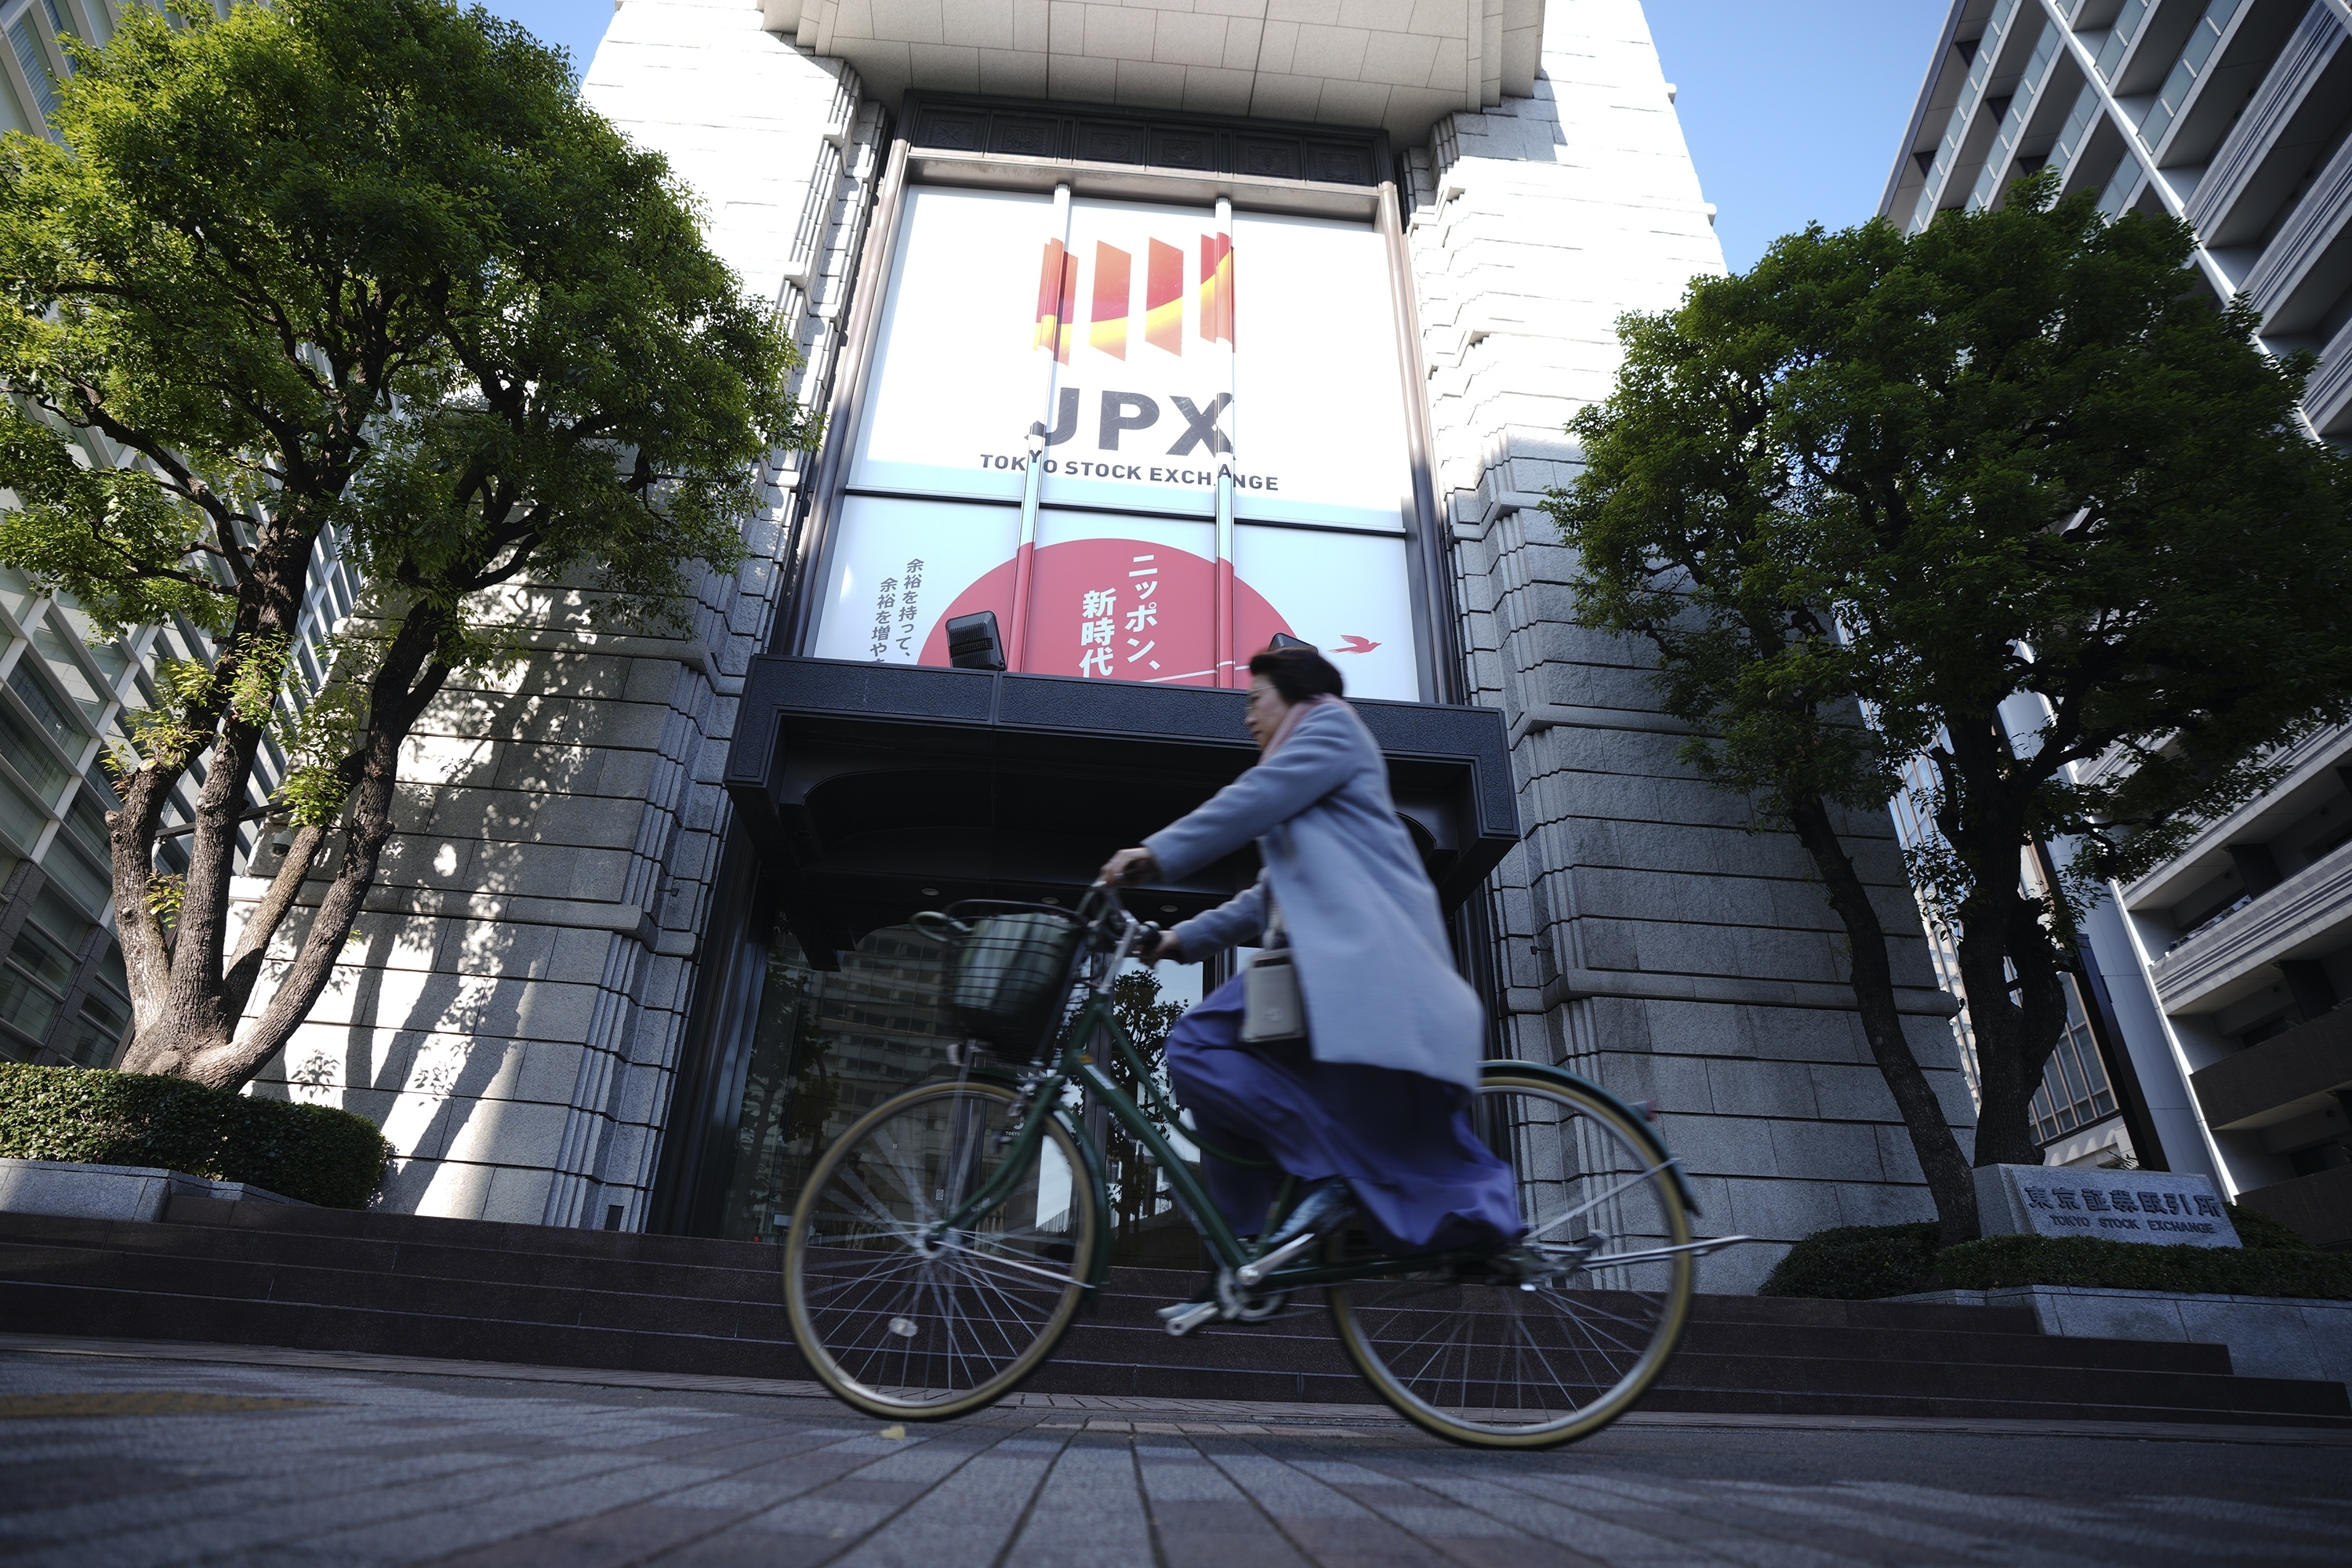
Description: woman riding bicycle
1101,644,1523,1263
787,640,1711,1441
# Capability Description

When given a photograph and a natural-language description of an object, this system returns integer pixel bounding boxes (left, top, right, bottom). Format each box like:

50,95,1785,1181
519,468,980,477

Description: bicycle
782,883,1746,1448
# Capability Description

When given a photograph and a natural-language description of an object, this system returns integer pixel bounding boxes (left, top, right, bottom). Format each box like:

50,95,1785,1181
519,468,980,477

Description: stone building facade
241,0,1972,1289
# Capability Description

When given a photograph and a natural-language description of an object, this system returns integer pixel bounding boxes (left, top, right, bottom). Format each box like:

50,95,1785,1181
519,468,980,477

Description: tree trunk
114,666,281,1077
157,608,455,1092
1937,720,2076,1171
114,520,321,1078
109,750,186,1073
1956,880,2074,1168
1786,794,1980,1246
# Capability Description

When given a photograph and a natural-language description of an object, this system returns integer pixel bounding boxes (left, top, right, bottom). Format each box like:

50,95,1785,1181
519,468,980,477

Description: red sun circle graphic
920,537,1292,684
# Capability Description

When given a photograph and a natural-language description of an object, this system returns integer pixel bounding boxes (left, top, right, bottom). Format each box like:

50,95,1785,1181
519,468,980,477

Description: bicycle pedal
1236,1230,1317,1287
1157,1300,1220,1337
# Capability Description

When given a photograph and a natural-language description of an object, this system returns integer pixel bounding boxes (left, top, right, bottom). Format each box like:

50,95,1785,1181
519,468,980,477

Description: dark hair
1247,644,1345,702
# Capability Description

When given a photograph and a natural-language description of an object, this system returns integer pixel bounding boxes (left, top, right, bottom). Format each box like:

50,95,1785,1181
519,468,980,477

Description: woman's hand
1101,847,1156,885
1149,929,1183,962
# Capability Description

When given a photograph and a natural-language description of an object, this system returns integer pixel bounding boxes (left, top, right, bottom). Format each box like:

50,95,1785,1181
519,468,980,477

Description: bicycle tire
784,1079,1101,1420
1327,1066,1696,1448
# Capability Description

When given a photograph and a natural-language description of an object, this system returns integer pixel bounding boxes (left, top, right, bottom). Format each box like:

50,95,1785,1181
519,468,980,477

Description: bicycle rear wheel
784,1080,1100,1419
1327,1067,1695,1448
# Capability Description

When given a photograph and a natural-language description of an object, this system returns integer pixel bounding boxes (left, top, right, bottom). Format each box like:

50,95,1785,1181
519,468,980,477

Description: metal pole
1010,183,1074,672
1213,196,1236,688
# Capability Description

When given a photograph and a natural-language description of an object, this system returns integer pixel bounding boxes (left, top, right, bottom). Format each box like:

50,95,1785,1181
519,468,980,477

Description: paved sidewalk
2,1340,2347,1566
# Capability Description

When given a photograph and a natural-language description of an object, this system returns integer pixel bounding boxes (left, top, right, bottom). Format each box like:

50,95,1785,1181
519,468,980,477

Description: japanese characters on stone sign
812,187,1422,699
1974,1164,2242,1249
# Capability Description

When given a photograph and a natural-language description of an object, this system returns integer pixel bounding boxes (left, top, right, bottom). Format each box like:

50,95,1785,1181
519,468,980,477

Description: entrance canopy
724,655,1519,964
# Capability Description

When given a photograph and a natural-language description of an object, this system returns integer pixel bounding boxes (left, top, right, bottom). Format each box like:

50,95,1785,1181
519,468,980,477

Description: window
717,920,963,1243
7,16,57,122
7,657,82,753
60,942,130,1068
2140,0,2244,147
38,837,107,915
61,779,107,863
2096,0,2150,82
0,690,67,804
0,892,81,1047
31,614,110,726
2029,972,2119,1143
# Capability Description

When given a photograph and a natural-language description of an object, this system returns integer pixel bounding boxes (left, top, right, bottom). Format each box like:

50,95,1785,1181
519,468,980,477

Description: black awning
724,657,1519,960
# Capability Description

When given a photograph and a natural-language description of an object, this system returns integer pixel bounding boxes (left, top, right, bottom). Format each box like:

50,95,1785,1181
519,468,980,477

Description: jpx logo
1033,232,1233,361
1021,232,1242,463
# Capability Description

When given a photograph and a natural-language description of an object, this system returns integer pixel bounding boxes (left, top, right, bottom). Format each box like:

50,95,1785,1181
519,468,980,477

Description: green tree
0,0,814,1091
1548,176,2352,1243
1102,967,1189,1244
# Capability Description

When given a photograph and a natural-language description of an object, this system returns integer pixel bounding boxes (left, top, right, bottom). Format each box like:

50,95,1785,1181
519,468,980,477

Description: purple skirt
1162,974,1524,1253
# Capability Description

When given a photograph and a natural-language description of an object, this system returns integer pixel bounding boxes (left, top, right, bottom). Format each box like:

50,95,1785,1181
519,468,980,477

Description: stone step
0,1210,2235,1381
0,1202,2340,1427
1083,1261,2237,1377
0,1212,782,1305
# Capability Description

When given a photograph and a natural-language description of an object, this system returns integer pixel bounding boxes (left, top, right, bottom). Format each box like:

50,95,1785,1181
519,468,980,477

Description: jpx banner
814,187,1421,699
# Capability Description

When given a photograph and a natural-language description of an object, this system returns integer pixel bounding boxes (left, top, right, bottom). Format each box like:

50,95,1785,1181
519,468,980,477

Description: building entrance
703,901,1209,1261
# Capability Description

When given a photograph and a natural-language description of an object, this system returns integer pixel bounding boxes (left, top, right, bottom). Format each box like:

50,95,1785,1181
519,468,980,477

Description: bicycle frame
925,887,1704,1299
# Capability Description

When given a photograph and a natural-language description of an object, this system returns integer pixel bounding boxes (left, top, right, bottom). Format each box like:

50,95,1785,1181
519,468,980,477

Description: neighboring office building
227,0,1973,1291
1883,0,2352,1245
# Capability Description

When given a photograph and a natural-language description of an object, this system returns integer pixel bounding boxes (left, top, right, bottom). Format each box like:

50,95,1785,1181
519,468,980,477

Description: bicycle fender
1479,1059,1701,1217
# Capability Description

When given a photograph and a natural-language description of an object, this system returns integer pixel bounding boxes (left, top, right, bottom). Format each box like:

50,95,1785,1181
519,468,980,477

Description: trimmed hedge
1760,1207,2352,1302
1757,1222,1940,1301
0,1064,389,1210
2220,1203,2311,1251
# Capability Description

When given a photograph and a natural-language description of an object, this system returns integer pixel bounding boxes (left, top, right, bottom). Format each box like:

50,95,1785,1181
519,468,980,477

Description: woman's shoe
1262,1177,1353,1252
1238,1178,1354,1284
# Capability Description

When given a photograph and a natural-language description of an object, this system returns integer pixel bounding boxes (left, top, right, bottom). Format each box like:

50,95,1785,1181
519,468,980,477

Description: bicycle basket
914,902,1085,1053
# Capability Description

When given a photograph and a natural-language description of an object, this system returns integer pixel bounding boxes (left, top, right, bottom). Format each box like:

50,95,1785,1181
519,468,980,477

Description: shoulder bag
1240,894,1306,1044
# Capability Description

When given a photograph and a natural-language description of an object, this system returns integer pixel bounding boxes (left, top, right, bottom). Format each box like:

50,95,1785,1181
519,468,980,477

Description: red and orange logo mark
1032,238,1078,362
1033,230,1234,361
1090,243,1131,358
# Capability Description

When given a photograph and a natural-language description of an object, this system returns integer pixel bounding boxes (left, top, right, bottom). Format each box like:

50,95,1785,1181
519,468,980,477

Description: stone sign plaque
1973,1164,2240,1249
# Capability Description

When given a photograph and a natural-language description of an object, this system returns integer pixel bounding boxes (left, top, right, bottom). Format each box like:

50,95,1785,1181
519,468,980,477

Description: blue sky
474,1,1951,275
1646,2,1950,270
473,0,608,79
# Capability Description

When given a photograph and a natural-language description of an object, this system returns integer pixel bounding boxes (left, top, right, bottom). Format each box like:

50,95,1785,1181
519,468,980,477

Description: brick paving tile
1,1348,2347,1567
1004,1436,1153,1568
1134,1439,1312,1568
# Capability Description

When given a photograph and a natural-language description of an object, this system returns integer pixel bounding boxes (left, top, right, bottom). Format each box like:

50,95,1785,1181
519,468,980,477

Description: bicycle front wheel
1328,1067,1695,1448
784,1080,1101,1419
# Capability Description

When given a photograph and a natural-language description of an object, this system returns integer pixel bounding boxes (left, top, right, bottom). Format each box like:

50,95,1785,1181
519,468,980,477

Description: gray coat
1146,701,1487,1091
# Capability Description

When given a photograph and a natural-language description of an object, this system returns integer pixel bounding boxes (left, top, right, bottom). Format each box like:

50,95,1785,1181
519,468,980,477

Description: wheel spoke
1329,1076,1693,1446
785,1082,1093,1417
931,1237,1083,1289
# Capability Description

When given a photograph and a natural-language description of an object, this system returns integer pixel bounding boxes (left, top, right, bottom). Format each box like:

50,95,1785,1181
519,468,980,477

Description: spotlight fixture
945,610,1007,671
